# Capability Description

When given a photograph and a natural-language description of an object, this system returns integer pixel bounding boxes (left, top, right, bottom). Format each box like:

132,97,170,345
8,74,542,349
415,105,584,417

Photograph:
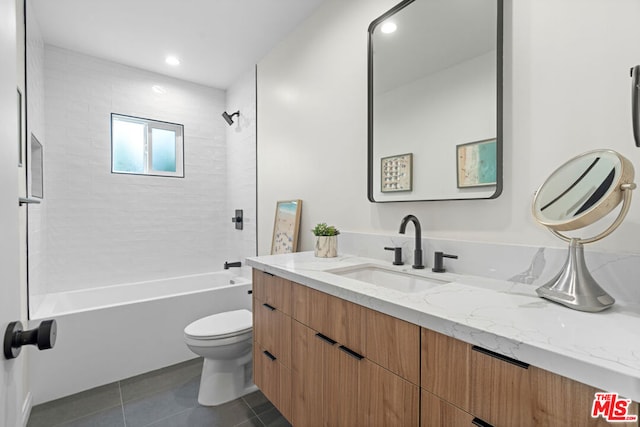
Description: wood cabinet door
253,269,292,314
365,308,420,385
291,321,325,427
531,367,639,427
421,328,471,412
324,342,363,427
364,360,419,426
470,346,532,427
253,298,291,367
422,390,475,427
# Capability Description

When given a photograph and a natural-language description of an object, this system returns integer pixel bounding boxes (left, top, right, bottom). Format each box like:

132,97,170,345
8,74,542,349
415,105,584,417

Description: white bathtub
28,272,252,404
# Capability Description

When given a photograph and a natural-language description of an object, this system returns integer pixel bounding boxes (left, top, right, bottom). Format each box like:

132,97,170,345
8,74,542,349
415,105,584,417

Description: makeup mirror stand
537,183,636,312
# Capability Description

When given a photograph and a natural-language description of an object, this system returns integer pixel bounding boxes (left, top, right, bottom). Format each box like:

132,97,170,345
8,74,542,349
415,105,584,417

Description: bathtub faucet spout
224,261,242,270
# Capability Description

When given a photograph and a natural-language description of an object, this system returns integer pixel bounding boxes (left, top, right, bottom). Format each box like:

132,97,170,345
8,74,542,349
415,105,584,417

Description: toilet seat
184,309,252,340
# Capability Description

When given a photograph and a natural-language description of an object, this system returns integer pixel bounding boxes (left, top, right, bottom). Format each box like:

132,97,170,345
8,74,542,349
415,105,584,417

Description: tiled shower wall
225,67,257,273
25,7,46,298
36,45,247,295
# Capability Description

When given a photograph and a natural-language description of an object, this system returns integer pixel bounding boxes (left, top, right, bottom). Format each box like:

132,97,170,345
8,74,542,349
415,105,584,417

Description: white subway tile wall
31,45,256,296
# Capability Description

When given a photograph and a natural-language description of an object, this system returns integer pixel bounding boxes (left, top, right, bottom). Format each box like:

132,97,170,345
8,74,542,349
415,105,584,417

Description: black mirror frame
367,0,504,203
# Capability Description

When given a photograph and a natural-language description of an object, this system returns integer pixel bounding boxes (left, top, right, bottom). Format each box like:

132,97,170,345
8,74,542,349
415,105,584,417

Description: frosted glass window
151,128,177,172
111,114,184,177
112,119,145,173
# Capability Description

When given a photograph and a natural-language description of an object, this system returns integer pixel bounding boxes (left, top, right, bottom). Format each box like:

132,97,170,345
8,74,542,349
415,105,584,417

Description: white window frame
111,113,184,178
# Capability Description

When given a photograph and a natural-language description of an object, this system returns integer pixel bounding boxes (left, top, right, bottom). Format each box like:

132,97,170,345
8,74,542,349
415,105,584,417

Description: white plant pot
314,235,338,258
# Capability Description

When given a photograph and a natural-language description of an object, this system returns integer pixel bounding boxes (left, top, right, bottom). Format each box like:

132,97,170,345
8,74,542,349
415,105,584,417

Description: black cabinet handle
338,345,364,361
263,271,275,277
247,290,253,294
262,303,276,311
472,346,529,369
315,333,337,346
263,350,277,361
472,417,494,427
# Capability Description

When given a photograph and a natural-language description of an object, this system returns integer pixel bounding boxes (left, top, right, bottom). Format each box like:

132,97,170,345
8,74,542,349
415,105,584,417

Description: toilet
184,309,257,406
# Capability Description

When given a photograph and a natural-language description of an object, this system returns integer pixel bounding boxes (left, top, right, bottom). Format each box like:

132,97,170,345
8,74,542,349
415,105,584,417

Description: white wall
226,67,257,269
374,51,496,200
25,1,46,299
257,0,640,255
40,46,229,294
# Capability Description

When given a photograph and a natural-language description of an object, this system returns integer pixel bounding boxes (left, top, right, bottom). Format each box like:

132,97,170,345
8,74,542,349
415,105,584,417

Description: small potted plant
312,223,340,258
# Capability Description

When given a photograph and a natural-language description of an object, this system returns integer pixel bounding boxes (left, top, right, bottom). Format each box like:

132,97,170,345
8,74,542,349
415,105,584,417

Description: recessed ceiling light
165,56,180,66
152,85,167,94
381,22,397,34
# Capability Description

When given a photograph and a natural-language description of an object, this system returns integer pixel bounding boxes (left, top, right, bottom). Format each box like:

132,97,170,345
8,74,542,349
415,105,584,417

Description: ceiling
29,0,326,89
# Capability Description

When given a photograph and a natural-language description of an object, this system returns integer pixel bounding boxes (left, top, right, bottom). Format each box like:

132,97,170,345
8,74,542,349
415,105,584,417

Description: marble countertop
247,251,640,401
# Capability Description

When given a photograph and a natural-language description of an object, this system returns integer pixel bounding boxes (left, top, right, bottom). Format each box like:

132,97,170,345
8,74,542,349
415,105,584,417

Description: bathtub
28,271,252,405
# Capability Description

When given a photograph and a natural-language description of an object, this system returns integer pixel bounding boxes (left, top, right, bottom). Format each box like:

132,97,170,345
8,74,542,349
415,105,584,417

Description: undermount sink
328,264,449,293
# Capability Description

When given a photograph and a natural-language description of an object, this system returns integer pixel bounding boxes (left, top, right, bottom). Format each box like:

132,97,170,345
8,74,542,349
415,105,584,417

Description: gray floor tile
145,399,256,427
27,383,121,427
242,390,274,417
123,376,200,427
58,406,125,427
257,407,292,427
120,358,202,404
235,417,264,427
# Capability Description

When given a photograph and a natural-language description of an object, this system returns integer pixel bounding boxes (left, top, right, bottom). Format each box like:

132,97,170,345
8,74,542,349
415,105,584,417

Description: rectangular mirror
368,0,503,202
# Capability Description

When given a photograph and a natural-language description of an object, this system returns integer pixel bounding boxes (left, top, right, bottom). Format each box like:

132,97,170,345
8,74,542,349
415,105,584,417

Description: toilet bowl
184,309,257,406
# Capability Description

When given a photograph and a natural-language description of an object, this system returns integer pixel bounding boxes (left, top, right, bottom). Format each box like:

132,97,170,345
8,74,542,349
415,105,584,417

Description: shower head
222,110,240,125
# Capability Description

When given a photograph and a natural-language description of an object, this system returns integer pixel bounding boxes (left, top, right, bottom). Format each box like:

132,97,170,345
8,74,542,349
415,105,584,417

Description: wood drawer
421,328,471,412
292,282,364,354
365,307,420,385
252,269,292,315
254,342,291,422
422,389,475,427
253,297,291,367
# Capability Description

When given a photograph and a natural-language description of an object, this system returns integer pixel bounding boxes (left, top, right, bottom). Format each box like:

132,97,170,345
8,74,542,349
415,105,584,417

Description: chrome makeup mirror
532,149,636,312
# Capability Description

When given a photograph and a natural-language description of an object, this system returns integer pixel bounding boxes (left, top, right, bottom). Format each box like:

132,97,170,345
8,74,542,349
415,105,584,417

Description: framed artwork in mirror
381,153,412,192
271,200,302,254
456,138,497,188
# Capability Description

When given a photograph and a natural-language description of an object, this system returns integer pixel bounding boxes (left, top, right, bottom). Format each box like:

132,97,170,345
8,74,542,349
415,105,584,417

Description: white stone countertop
247,251,640,402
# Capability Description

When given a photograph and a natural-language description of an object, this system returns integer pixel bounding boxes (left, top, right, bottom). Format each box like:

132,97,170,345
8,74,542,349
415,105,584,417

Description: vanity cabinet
252,270,292,422
253,269,638,427
422,328,639,427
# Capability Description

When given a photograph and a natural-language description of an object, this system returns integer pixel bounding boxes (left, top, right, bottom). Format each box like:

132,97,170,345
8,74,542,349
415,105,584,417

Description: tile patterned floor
27,358,291,427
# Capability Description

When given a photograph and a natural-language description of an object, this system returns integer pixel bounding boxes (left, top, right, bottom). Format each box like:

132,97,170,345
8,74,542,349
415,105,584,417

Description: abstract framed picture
381,153,413,192
456,138,497,188
271,199,302,255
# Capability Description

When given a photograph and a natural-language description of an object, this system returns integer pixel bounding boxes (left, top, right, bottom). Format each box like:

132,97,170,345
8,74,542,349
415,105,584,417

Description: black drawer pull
472,417,494,427
262,303,276,311
338,345,364,361
315,333,337,346
263,271,275,277
247,290,253,294
263,350,277,361
472,346,529,369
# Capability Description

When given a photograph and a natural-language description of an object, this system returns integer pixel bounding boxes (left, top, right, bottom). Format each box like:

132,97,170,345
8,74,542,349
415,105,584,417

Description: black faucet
398,215,424,269
224,261,242,270
384,247,404,265
432,252,458,273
